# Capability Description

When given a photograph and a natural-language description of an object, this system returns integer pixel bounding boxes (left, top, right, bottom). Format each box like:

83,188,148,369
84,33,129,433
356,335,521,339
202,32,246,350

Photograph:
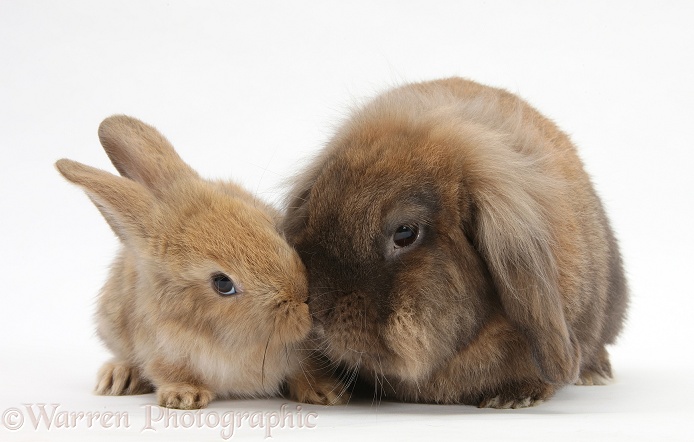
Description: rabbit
282,77,629,408
56,115,343,409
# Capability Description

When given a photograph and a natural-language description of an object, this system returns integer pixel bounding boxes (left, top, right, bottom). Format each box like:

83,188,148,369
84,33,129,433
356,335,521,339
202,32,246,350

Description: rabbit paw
288,372,348,405
157,383,214,409
95,360,153,395
576,347,613,386
477,381,555,409
575,368,612,386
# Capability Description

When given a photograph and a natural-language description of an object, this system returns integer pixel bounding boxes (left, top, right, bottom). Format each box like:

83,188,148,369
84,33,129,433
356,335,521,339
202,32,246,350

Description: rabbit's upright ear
97,115,198,191
466,148,581,385
56,159,154,242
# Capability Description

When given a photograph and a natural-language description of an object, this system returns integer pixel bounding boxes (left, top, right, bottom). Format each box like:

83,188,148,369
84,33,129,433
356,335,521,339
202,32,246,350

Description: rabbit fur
283,78,629,408
57,115,341,409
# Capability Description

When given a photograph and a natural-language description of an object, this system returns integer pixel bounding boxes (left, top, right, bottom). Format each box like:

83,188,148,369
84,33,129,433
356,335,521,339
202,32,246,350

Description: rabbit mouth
318,325,435,383
312,291,438,383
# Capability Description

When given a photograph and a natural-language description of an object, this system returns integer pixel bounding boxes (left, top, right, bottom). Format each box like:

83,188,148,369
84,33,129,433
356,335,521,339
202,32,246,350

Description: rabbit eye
211,273,237,296
393,225,419,248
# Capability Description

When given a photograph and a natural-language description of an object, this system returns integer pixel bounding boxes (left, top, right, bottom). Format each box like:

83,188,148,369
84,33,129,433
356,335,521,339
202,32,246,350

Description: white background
1,1,693,441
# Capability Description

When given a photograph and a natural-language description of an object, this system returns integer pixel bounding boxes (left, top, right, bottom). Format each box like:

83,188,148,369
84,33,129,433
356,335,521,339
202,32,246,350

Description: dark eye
211,273,237,296
393,225,419,248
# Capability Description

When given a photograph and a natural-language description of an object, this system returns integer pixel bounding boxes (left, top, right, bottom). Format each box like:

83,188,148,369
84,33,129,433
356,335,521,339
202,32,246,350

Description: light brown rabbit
56,115,341,409
283,78,629,408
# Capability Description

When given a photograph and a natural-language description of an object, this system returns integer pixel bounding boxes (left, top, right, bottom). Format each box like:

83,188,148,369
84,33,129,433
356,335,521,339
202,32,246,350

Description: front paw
95,360,153,395
157,383,214,409
477,380,555,409
575,347,613,386
287,372,348,405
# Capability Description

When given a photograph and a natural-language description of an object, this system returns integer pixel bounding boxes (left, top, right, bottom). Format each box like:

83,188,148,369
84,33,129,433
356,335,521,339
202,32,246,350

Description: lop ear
282,185,311,244
97,115,198,192
56,159,154,243
281,162,324,244
465,142,581,385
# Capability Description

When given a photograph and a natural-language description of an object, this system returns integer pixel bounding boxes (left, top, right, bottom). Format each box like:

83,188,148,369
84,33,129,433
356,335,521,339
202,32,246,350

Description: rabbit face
292,129,493,382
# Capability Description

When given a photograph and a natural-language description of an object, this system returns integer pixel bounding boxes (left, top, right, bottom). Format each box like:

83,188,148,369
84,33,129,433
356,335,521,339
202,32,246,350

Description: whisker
261,321,276,390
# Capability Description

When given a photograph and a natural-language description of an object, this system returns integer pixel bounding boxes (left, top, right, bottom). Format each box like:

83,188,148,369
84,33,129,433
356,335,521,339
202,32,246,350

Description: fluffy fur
56,115,341,409
283,78,628,408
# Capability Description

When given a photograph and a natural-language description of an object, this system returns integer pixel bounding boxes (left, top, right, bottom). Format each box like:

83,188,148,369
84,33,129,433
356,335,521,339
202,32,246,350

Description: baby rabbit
283,78,629,408
56,115,339,409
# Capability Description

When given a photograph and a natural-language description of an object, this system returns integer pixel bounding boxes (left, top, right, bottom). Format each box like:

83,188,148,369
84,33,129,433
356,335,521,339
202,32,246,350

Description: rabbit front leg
476,379,557,409
156,383,215,410
146,358,215,410
575,346,614,386
95,359,153,396
286,350,348,405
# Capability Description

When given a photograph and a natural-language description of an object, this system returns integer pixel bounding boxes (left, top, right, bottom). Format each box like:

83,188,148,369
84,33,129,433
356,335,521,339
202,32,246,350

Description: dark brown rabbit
283,77,628,408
